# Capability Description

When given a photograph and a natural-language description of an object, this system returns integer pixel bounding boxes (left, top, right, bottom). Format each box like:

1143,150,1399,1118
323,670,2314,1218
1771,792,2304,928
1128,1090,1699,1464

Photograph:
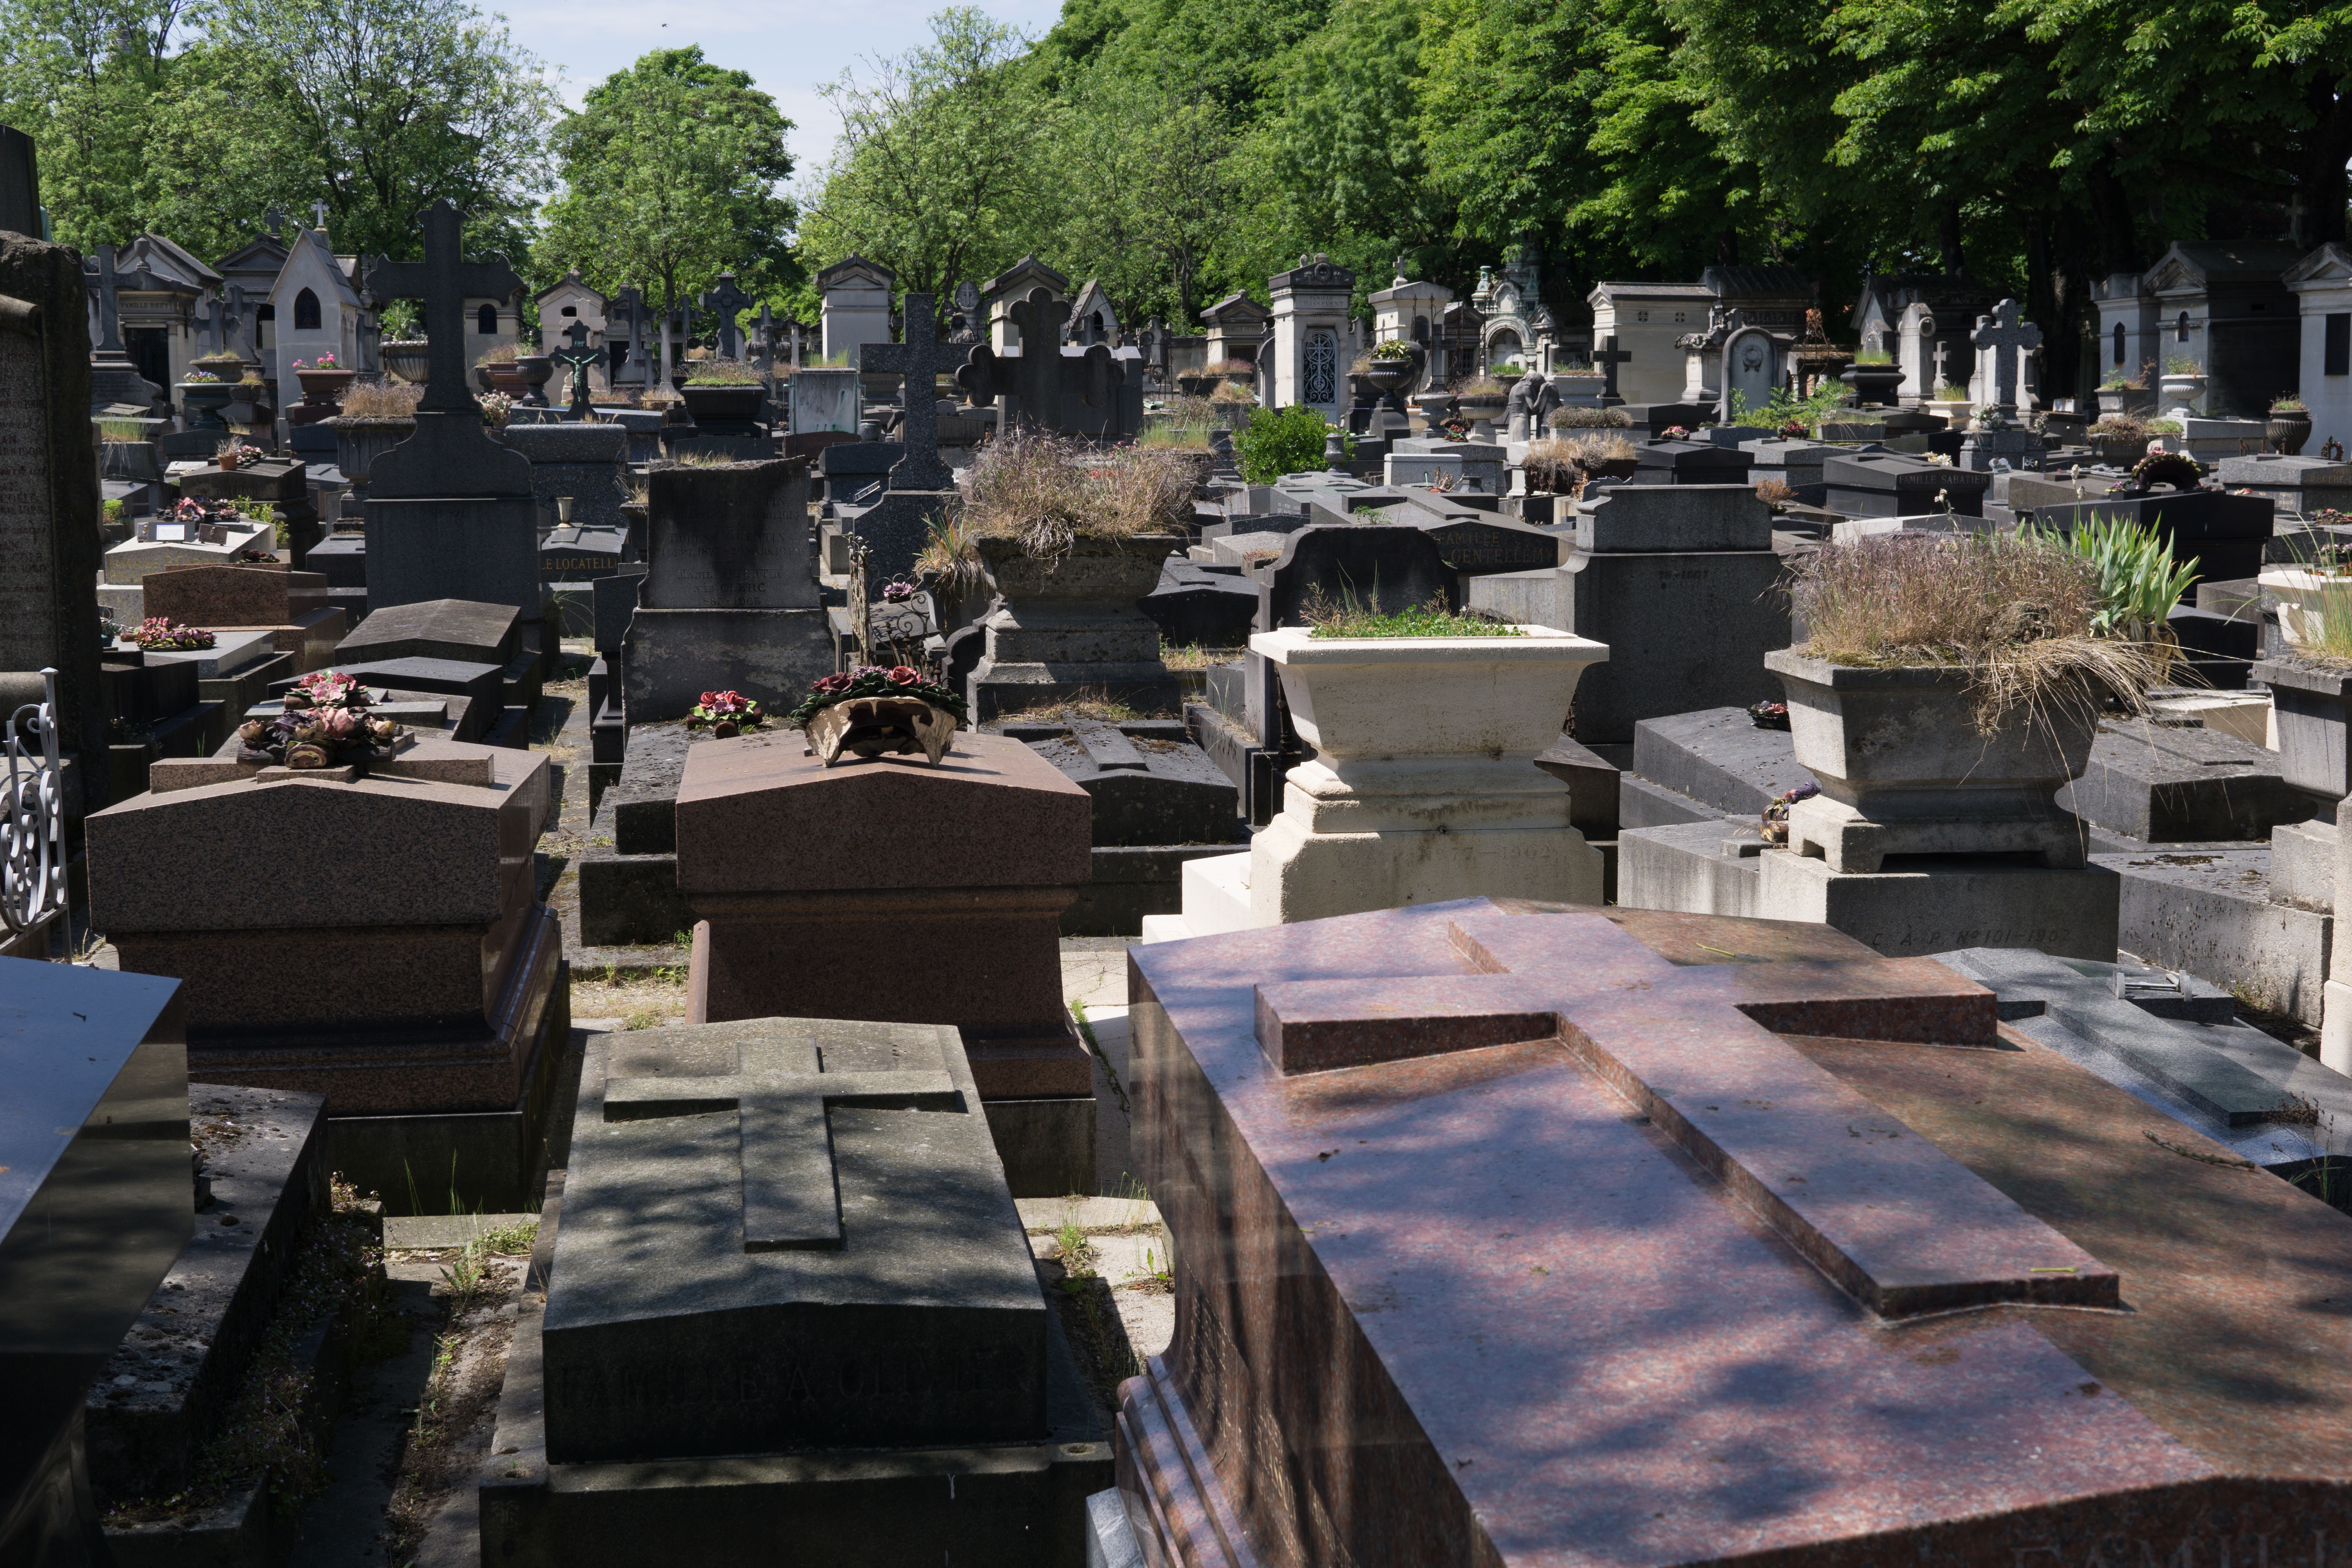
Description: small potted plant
215,437,264,470
786,664,968,767
2094,368,2152,419
685,688,766,739
2158,354,2206,419
2269,394,2312,456
477,391,514,429
124,617,215,652
1521,438,1584,496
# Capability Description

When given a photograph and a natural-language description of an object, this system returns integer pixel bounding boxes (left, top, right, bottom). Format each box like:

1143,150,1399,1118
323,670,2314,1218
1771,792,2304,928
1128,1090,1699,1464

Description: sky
492,0,1068,188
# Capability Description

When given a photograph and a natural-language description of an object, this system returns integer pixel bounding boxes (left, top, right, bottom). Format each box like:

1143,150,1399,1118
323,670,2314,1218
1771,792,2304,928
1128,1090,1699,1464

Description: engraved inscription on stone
0,316,57,670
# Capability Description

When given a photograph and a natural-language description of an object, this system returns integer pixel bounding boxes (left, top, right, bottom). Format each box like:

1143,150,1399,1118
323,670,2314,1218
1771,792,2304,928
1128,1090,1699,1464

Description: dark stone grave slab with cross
958,287,1141,440
1118,898,2352,1567
539,1014,1048,1463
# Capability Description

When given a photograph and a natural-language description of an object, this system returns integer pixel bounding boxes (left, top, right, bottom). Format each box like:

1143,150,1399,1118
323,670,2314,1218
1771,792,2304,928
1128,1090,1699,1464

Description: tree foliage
534,47,797,316
0,0,554,262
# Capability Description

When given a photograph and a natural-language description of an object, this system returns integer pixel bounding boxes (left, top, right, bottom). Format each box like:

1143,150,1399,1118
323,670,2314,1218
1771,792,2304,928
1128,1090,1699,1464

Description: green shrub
1232,405,1349,483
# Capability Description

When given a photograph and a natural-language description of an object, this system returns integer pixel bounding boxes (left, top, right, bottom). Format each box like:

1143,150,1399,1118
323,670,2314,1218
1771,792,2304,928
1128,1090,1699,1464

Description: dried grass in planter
1563,432,1638,464
1522,439,1586,496
336,381,423,419
961,430,1193,561
1790,531,2164,733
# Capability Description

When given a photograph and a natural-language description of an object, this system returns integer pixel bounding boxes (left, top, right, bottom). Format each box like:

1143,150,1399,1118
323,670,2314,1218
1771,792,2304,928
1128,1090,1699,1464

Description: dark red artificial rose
886,665,923,685
700,691,720,706
811,673,852,695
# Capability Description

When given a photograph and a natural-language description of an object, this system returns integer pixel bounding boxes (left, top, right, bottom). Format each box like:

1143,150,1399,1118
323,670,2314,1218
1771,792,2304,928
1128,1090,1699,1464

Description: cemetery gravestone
0,228,111,808
622,456,832,723
361,200,546,653
85,740,567,1212
1631,436,1753,486
958,289,1140,441
672,729,1097,1197
480,1015,1108,1566
1824,450,1992,517
833,293,965,592
140,564,344,674
1116,900,2352,1568
0,959,189,1564
499,422,630,537
1467,484,1789,744
966,534,1184,720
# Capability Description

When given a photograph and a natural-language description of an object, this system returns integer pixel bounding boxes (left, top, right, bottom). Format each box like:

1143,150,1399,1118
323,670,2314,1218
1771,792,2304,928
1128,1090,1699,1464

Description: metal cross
549,319,601,418
362,200,523,416
313,199,328,230
859,292,953,492
704,269,754,359
603,1036,960,1251
1970,299,2043,419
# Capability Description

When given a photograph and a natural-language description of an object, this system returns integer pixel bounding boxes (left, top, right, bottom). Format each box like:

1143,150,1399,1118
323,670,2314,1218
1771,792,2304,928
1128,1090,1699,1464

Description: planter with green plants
2158,354,2206,419
1764,528,2176,874
1839,350,1903,408
2251,537,2352,810
678,358,769,430
2269,395,2312,456
951,430,1192,718
1221,591,1612,924
2094,372,2154,419
1366,339,1419,397
1231,404,1348,483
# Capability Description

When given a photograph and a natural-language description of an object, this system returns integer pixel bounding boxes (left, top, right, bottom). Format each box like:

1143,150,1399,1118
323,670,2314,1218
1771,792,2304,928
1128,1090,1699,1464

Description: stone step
1176,852,1252,938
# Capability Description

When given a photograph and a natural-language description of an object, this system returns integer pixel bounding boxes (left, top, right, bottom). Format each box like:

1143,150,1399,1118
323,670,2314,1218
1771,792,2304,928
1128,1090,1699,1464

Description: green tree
798,8,1053,298
535,47,797,321
1049,74,1238,323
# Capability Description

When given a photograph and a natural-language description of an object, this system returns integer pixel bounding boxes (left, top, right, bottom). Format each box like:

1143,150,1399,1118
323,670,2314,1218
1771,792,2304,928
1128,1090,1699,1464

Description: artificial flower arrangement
1759,781,1820,845
125,617,215,651
236,670,401,767
477,391,514,428
292,352,339,370
1661,425,1691,440
215,437,265,468
685,690,765,738
185,369,220,383
787,664,969,768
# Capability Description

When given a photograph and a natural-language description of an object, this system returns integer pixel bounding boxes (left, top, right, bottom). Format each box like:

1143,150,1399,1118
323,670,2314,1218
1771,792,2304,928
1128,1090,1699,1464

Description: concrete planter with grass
1177,624,1613,931
1764,648,2101,873
965,532,1186,720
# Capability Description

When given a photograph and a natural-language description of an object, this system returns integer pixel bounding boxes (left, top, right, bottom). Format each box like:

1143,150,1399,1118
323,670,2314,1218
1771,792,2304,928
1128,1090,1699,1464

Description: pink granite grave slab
1119,899,2352,1568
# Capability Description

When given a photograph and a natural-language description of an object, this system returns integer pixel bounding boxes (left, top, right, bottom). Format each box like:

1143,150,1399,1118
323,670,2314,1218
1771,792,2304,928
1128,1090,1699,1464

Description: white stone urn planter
2159,370,2208,421
1239,624,1611,925
1764,648,2102,873
2258,566,2352,653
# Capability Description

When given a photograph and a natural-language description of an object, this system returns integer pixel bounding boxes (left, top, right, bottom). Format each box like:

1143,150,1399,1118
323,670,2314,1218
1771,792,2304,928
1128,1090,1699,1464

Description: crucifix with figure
603,1036,961,1250
549,319,601,418
858,292,953,492
363,199,523,416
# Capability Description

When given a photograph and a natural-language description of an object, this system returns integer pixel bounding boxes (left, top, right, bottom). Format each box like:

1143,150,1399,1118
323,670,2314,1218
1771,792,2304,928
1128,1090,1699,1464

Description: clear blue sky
496,0,1069,183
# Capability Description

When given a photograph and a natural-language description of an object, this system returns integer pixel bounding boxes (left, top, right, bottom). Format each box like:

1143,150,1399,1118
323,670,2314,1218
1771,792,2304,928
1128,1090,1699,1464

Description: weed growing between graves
381,1250,524,1565
996,690,1169,722
574,961,691,1030
101,1192,390,1530
1304,588,1528,639
1071,1000,1131,1115
1159,643,1241,673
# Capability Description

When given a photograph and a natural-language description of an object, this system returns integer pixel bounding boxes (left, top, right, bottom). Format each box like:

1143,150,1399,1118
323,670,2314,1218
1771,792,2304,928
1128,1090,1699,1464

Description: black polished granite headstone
540,1016,1046,1463
0,960,189,1564
1823,451,1992,517
1142,559,1258,650
1630,438,1752,486
1314,498,1562,575
1255,524,1459,633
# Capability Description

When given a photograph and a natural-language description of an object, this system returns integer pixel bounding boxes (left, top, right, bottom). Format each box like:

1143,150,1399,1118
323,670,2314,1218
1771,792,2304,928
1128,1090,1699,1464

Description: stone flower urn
967,532,1185,719
1366,354,1417,401
1454,390,1507,440
516,354,556,407
2159,370,2207,420
1764,648,2102,873
1239,623,1612,924
380,339,429,383
2269,407,2314,456
1839,362,1906,408
295,367,355,401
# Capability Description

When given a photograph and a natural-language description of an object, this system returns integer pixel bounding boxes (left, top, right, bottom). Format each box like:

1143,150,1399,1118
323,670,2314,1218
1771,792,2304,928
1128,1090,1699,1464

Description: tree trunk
2086,159,2141,276
1939,202,1966,277
2292,86,2352,248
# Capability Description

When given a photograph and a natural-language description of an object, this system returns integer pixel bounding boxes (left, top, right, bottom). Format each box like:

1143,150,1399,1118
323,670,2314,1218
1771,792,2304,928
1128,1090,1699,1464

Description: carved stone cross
858,292,953,492
957,287,1121,437
603,1036,960,1251
1250,909,2113,1319
1970,298,2042,418
613,285,646,383
704,269,753,358
549,319,601,417
92,242,125,355
1591,334,1632,405
363,200,523,416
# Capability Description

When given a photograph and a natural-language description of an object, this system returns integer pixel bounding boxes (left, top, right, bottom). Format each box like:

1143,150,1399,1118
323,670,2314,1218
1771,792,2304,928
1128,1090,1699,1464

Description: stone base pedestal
1245,759,1604,926
1786,793,2088,873
2272,818,2337,910
620,606,834,724
1757,851,2119,960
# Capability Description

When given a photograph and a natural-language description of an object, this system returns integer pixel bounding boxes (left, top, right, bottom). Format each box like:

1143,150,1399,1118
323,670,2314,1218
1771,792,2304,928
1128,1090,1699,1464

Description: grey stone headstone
1575,484,1772,554
1256,523,1459,632
540,1017,1047,1465
338,597,520,666
500,422,630,534
643,457,814,610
